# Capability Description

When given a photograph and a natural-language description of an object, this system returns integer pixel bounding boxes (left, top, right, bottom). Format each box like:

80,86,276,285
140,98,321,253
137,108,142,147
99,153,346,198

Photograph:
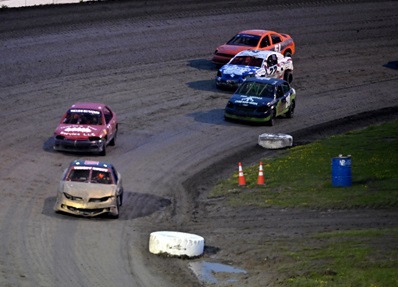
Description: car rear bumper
53,138,105,153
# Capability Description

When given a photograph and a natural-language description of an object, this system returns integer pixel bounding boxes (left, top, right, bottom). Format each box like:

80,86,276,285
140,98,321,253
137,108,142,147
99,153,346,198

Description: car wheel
119,190,123,207
284,50,292,58
286,100,295,118
267,110,275,126
110,209,119,219
110,197,120,219
109,127,117,146
100,141,106,156
284,70,293,84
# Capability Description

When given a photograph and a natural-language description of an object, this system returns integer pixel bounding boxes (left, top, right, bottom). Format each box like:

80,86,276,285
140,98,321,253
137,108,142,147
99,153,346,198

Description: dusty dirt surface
0,0,398,286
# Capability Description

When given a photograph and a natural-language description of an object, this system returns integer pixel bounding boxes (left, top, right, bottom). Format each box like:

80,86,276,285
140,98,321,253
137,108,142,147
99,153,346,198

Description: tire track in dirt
0,1,397,287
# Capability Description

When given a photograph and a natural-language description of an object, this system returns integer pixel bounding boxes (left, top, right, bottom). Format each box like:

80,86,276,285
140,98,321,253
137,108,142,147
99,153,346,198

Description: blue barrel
331,155,352,187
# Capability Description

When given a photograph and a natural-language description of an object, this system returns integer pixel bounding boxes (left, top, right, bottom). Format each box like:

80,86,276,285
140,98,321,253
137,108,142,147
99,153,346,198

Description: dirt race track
0,0,398,286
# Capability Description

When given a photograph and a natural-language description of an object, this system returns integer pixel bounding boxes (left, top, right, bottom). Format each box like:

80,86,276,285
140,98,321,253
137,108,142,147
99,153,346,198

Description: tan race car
54,160,124,219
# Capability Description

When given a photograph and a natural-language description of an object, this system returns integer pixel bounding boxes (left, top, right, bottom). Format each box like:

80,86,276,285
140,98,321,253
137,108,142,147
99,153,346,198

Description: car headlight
63,192,82,201
88,136,102,142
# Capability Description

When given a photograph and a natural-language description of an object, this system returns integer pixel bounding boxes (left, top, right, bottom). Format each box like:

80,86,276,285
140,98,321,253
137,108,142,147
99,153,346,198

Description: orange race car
212,29,295,66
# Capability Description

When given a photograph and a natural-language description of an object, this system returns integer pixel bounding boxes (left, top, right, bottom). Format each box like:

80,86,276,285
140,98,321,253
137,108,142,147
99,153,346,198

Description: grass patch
280,228,398,287
210,119,398,287
210,119,398,209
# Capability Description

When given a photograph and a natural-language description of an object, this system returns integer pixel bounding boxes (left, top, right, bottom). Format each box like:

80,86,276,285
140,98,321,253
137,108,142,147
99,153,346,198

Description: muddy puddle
189,261,247,285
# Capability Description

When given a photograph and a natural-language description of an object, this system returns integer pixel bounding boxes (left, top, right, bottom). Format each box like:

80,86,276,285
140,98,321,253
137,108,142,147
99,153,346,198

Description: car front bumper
53,194,119,217
53,138,105,153
224,109,272,123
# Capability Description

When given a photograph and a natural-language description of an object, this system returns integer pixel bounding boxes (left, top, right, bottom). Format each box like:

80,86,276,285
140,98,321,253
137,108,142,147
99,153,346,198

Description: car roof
234,50,279,58
243,77,287,85
238,30,273,36
69,102,108,110
69,160,114,169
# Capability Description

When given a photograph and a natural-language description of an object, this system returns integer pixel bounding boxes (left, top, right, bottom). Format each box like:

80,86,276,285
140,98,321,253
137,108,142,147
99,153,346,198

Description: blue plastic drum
331,155,352,187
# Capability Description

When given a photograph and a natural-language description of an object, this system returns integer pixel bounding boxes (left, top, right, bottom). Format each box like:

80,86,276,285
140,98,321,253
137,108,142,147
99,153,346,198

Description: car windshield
66,169,90,182
230,56,263,67
66,167,113,184
227,34,260,47
63,109,102,125
91,170,113,184
236,82,275,98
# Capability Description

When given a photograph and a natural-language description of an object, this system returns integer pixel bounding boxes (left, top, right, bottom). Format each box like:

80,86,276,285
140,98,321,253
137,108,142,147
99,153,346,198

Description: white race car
216,50,293,90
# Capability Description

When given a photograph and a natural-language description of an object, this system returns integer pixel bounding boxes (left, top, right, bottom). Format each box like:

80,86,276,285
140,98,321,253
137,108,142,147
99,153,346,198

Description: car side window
267,55,278,66
260,35,270,48
104,107,113,124
271,34,282,44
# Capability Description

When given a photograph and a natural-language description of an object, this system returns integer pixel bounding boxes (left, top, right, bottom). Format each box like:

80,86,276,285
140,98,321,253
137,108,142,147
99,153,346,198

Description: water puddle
189,261,247,285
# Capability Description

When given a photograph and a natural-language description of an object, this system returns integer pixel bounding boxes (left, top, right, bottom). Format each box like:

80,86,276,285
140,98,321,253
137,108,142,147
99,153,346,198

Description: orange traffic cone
238,162,246,186
257,162,265,185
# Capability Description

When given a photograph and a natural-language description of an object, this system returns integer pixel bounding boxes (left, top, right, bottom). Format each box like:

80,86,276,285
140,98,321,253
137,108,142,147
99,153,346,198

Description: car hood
220,65,261,77
229,94,275,107
61,181,117,198
54,124,103,138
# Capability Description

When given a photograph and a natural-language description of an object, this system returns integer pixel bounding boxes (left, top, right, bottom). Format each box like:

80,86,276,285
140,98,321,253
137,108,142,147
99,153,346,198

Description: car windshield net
63,109,102,125
236,82,275,98
230,56,263,67
227,34,260,47
91,170,113,184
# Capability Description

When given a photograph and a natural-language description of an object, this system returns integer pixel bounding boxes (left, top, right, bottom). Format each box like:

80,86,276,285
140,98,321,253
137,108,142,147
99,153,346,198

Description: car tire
119,190,123,207
284,50,292,58
267,110,276,126
100,141,107,156
110,197,120,219
286,100,295,118
109,127,117,146
284,70,293,84
110,210,119,219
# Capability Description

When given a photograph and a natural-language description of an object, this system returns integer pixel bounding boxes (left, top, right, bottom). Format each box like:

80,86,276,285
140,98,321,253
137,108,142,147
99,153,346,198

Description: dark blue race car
224,77,296,126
